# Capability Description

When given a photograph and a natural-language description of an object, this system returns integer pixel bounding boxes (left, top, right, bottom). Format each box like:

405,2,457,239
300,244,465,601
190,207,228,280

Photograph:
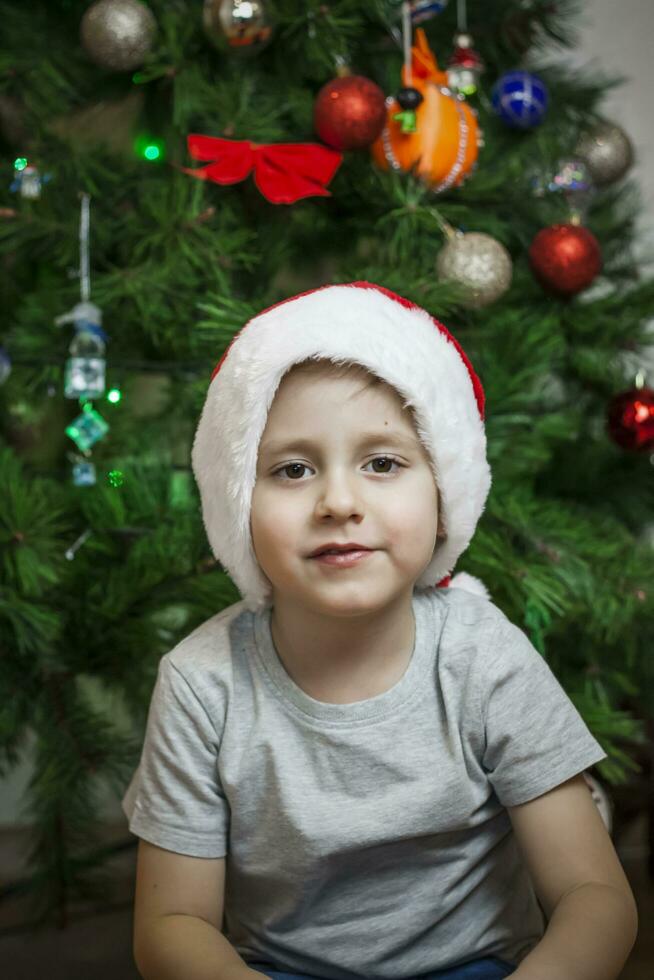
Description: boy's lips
307,542,374,557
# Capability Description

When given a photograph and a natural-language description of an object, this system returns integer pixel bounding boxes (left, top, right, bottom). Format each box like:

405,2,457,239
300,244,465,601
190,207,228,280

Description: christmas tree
1,0,652,932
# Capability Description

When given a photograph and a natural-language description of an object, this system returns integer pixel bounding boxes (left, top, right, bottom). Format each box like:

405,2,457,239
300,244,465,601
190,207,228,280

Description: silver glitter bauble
203,0,274,55
436,231,513,308
574,121,634,187
80,0,157,72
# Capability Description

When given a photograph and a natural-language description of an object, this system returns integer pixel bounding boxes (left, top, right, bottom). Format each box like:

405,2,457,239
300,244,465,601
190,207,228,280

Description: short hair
285,355,384,390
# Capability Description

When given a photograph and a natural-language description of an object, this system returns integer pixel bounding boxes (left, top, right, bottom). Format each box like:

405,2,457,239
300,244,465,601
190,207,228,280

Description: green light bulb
135,135,165,162
108,469,125,487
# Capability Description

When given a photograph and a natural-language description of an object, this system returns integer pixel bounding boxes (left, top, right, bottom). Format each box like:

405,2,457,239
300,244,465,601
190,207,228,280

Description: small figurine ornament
10,160,52,199
72,461,97,487
59,301,108,400
370,27,482,193
446,32,484,96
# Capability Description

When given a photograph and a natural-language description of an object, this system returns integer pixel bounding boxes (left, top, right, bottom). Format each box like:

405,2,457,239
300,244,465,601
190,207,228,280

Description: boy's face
250,364,441,619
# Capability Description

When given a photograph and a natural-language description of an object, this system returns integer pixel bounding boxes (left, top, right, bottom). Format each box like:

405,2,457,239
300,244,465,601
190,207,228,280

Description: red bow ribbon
180,134,343,205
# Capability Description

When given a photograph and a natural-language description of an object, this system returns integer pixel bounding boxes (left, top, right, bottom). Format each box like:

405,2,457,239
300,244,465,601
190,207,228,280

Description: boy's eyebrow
259,430,420,457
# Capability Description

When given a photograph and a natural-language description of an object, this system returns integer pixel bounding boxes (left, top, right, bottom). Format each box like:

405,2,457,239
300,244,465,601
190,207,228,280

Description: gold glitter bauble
436,231,513,308
80,0,157,72
203,0,274,55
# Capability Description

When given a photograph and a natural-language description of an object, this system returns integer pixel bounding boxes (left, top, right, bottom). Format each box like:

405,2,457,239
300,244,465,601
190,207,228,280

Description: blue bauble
491,70,548,130
409,1,449,24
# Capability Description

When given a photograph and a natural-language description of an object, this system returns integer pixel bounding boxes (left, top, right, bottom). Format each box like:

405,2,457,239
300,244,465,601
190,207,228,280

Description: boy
123,282,637,980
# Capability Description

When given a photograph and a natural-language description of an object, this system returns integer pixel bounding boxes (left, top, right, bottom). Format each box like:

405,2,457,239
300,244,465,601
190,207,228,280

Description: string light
134,135,165,162
107,469,125,487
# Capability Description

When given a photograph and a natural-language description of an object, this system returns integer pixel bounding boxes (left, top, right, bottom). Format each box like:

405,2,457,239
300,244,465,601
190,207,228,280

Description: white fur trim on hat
191,281,492,612
447,572,492,601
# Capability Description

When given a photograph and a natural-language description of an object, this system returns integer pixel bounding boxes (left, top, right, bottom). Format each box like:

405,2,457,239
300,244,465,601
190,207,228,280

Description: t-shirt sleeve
121,654,229,858
479,617,608,807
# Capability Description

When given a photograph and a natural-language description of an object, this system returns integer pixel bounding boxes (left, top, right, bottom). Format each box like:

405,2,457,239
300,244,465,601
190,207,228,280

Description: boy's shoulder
164,597,252,675
434,584,511,635
434,585,544,679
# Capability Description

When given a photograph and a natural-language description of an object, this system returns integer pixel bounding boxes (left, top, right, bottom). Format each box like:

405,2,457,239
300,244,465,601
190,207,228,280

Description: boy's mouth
307,543,373,557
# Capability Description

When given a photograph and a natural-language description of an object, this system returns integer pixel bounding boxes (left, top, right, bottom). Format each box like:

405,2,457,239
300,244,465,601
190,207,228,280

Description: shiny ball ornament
371,28,481,192
436,231,513,308
491,70,548,129
0,346,11,385
80,0,157,71
314,75,386,151
529,223,602,296
203,0,274,55
574,121,634,187
409,1,450,23
606,385,654,452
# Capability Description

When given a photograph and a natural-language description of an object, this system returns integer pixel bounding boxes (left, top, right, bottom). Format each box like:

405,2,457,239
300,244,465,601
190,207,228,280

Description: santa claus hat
191,281,492,612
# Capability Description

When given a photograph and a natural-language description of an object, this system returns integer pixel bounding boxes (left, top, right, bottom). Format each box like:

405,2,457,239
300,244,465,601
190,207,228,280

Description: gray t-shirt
121,587,607,979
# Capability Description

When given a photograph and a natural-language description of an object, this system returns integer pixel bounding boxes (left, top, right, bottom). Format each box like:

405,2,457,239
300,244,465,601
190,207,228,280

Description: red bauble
528,223,602,296
606,386,654,452
314,74,386,151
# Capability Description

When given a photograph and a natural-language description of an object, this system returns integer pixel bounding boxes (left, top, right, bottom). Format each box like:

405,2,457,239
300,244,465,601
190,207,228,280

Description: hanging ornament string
402,2,413,87
55,193,110,470
446,0,485,97
429,206,455,239
79,191,91,304
55,192,103,328
390,3,424,135
65,528,93,561
457,0,467,32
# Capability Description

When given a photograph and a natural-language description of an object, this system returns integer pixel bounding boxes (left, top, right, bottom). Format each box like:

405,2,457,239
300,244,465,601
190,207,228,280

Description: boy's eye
272,456,403,481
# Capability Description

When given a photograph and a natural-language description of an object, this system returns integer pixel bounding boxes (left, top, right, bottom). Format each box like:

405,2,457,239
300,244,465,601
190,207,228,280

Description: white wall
1,0,653,830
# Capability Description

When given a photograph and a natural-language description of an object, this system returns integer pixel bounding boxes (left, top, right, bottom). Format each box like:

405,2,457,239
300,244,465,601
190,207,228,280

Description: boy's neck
269,593,416,705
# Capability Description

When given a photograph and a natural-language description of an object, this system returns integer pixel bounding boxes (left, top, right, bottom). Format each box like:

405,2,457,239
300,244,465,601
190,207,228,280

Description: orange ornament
370,28,482,192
